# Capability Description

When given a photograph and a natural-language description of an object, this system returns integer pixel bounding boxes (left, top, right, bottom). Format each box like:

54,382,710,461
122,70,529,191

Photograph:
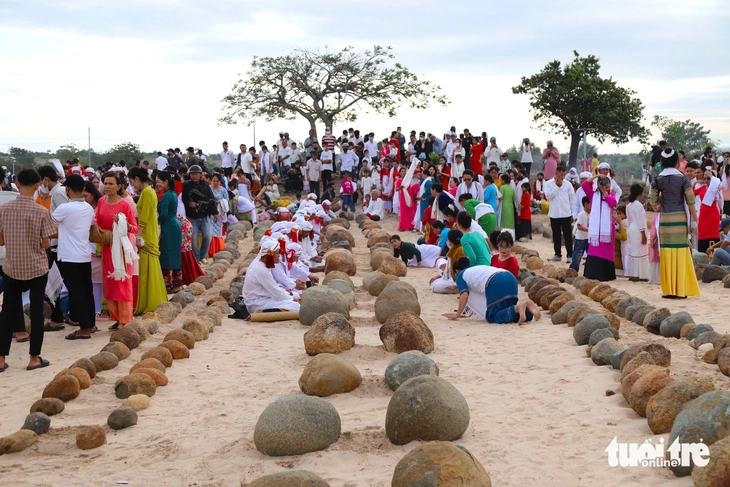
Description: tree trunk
321,114,334,132
568,131,582,169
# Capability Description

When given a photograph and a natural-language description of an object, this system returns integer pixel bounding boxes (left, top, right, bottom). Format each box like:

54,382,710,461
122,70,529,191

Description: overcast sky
1,0,728,157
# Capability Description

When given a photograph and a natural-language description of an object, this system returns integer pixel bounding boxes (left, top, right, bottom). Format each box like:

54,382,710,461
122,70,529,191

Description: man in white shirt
52,175,96,339
290,142,301,167
339,143,358,178
484,137,502,171
320,147,334,189
306,153,323,200
544,166,575,262
304,129,318,158
238,144,253,180
197,150,207,165
220,141,236,178
155,151,167,172
444,133,458,163
278,139,293,171
364,132,379,163
350,129,363,146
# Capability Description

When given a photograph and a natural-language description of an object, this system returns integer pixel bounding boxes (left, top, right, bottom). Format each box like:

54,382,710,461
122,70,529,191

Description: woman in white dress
624,183,651,281
242,238,300,313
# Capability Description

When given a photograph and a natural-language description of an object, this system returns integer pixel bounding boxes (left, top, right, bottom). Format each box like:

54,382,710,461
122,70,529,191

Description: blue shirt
432,138,443,155
484,184,498,212
438,228,450,249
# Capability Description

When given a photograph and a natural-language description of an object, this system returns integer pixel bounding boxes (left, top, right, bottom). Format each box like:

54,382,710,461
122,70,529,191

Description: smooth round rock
324,250,356,276
122,394,151,411
692,435,730,486
107,406,138,430
158,340,190,359
155,301,182,323
551,301,588,325
687,324,714,341
379,312,434,354
646,377,715,434
621,351,656,379
182,318,209,341
591,338,621,366
588,327,619,346
30,398,64,416
669,390,730,476
55,367,92,390
130,358,166,374
321,271,355,290
573,314,611,346
375,282,421,324
392,441,492,487
42,375,81,402
0,430,38,454
620,343,671,370
629,368,674,417
21,412,50,435
660,311,695,338
385,375,470,445
299,286,351,327
141,347,173,368
70,358,97,379
247,471,331,487
643,308,671,332
76,425,106,450
109,326,141,350
385,351,440,391
131,368,168,387
616,296,649,317
125,320,151,341
164,329,195,349
695,331,723,348
298,354,362,397
114,374,157,399
101,341,131,361
253,396,341,456
89,351,119,372
378,255,407,277
303,313,355,355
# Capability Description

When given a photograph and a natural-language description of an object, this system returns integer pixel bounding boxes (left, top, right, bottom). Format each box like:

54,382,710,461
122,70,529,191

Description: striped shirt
0,195,56,280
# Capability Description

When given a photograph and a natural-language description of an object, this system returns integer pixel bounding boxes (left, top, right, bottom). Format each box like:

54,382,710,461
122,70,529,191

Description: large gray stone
695,331,723,348
660,311,695,338
303,313,355,355
616,296,649,318
385,351,440,391
375,281,421,324
299,286,350,327
687,324,714,341
107,407,138,430
591,338,621,366
692,249,710,265
379,313,434,354
692,435,730,487
588,327,619,346
573,314,611,346
385,375,469,445
247,471,330,487
701,265,729,283
21,412,50,435
611,349,629,370
632,306,656,326
668,390,730,477
643,308,671,333
327,280,356,310
551,301,588,325
253,396,341,456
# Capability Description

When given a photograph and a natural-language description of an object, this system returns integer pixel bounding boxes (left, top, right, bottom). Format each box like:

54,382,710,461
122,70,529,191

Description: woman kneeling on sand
443,257,541,324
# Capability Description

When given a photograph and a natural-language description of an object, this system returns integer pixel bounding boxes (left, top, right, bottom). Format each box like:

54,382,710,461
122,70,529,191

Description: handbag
228,297,250,320
89,224,113,245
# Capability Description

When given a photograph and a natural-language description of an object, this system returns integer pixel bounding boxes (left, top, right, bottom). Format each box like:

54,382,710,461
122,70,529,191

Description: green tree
220,45,449,137
8,147,37,167
104,142,142,167
651,115,715,155
512,51,649,167
56,144,86,165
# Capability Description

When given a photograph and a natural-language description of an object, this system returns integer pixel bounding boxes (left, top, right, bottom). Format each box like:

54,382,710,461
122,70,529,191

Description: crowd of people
2,127,729,369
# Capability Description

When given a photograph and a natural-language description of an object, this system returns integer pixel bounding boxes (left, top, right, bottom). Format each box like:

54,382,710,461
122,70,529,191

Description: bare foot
515,302,527,325
526,299,542,321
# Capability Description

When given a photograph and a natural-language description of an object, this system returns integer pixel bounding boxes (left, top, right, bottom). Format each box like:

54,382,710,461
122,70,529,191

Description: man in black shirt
182,165,217,263
167,148,183,170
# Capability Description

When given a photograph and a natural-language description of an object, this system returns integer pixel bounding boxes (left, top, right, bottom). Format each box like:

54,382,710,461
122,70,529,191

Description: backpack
228,298,250,320
342,179,354,195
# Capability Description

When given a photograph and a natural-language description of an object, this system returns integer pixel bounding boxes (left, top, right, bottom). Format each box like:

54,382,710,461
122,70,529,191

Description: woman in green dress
499,173,516,231
128,167,168,314
156,171,182,293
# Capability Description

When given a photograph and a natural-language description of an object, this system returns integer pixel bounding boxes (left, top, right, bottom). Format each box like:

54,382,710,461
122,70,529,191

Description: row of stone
520,266,730,483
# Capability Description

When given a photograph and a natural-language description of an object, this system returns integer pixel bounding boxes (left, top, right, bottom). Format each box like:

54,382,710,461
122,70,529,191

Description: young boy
570,196,591,272
340,173,356,212
614,206,628,276
533,172,545,201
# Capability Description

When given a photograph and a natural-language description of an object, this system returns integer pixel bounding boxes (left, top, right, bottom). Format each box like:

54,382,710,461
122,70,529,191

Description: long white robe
242,260,300,312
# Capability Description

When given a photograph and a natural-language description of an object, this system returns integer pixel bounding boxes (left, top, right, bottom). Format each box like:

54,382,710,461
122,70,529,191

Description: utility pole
578,127,595,170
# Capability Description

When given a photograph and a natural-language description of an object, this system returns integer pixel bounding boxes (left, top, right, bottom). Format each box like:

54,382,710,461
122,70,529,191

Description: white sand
1,212,727,486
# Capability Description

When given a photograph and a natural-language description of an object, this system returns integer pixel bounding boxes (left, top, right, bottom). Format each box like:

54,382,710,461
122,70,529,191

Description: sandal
108,322,120,331
65,331,91,340
0,363,8,373
44,322,65,332
27,357,50,371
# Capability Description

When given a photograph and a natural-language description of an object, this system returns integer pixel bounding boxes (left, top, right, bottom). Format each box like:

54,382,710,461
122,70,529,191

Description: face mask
39,184,50,194
369,136,373,140
325,131,331,135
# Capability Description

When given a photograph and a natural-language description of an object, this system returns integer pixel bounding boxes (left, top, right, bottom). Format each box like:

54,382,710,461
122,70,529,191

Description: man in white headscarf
242,238,300,313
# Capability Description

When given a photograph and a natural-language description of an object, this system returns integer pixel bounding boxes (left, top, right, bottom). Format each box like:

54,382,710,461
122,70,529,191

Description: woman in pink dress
542,140,560,180
97,172,139,330
395,167,419,231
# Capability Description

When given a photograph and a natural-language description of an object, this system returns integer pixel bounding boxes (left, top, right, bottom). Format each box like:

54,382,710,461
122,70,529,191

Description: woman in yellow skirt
650,148,700,298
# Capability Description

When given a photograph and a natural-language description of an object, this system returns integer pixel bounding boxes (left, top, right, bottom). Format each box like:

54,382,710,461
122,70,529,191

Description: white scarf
431,192,455,222
400,161,418,207
702,176,721,207
109,212,138,281
588,187,613,247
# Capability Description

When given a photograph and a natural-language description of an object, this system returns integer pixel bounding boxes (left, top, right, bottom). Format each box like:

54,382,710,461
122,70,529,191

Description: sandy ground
0,211,728,486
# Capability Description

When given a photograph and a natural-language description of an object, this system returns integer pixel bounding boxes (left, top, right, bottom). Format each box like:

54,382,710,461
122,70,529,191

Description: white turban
300,221,313,231
258,238,280,256
597,162,611,170
580,171,592,179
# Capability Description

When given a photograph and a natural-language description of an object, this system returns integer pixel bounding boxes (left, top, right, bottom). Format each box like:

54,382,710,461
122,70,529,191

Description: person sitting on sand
242,238,301,314
443,257,540,324
490,231,520,278
390,234,442,268
430,229,464,294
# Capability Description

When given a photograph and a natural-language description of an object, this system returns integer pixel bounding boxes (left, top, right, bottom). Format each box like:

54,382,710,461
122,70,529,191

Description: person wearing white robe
299,221,323,268
430,257,458,294
242,239,300,313
364,190,385,221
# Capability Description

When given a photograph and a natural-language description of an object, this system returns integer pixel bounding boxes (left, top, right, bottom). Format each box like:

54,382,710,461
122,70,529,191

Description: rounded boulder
392,441,492,487
299,286,350,327
141,347,174,368
298,354,362,397
375,282,421,324
386,375,470,445
114,374,157,399
379,313,434,354
247,471,331,487
122,394,151,411
22,412,51,435
101,341,131,361
253,396,341,456
158,340,190,359
303,313,355,355
42,375,81,402
164,328,196,349
76,425,106,450
324,250,356,276
573,314,611,346
109,326,141,351
378,255,407,277
385,351,440,391
30,398,64,417
182,318,210,342
646,377,715,434
107,406,138,430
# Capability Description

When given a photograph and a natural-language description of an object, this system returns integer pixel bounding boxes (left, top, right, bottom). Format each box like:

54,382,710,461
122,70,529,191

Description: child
361,150,372,172
490,231,520,278
360,169,374,200
340,173,355,212
518,182,532,242
649,203,661,285
570,196,591,272
625,182,650,281
614,206,628,276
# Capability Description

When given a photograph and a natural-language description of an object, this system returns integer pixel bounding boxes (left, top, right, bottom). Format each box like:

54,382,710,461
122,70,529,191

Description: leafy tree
651,115,715,155
512,51,649,167
56,144,87,165
104,142,143,167
220,45,449,137
8,147,37,167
